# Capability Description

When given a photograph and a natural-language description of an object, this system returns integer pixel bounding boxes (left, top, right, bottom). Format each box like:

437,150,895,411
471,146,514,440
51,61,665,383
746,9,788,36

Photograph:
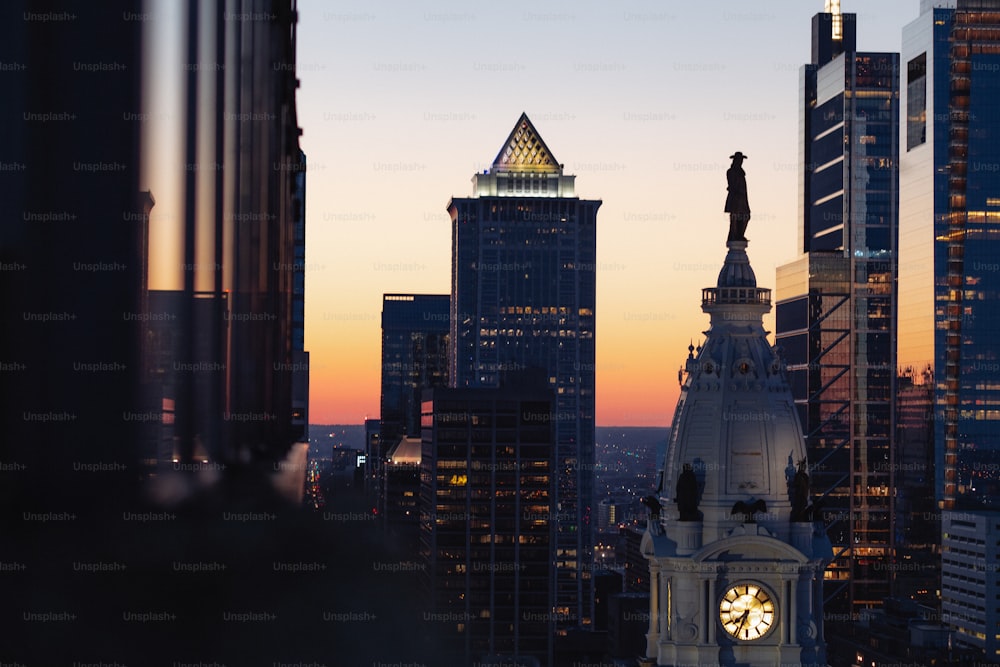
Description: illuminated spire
491,112,561,173
825,0,842,40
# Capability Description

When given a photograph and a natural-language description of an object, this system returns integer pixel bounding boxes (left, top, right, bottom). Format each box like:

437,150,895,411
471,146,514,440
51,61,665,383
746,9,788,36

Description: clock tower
641,162,832,667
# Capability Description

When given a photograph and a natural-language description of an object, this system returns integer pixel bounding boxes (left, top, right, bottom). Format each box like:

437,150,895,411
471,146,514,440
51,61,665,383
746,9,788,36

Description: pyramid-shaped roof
491,112,561,173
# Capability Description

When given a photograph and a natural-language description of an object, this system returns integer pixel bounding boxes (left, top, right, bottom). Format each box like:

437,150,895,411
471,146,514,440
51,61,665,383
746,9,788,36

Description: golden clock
718,582,776,641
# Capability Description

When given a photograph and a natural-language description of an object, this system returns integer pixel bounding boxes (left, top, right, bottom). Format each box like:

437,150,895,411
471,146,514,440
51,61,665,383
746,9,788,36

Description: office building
894,366,938,605
827,596,972,667
900,3,1000,657
900,0,1000,512
420,377,556,666
775,4,899,616
448,112,602,629
941,510,1000,658
383,435,422,550
380,293,450,446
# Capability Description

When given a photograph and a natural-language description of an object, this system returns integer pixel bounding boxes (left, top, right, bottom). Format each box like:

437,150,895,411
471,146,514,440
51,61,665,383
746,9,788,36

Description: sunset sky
155,0,920,426
292,0,920,426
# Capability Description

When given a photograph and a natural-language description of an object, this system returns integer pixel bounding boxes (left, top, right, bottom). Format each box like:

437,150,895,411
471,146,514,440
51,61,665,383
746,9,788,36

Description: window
907,53,927,151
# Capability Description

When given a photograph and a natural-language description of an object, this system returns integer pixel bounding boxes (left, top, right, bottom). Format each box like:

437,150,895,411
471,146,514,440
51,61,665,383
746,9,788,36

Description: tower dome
641,157,831,667
660,237,808,538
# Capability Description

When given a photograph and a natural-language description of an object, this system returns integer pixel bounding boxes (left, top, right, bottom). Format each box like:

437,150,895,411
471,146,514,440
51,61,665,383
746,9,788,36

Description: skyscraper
448,113,602,629
774,5,899,616
899,0,1000,656
380,293,451,446
900,0,1000,512
420,377,556,665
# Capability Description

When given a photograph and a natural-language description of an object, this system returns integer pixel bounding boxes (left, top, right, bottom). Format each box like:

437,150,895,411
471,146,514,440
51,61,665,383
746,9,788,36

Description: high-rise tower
643,222,832,667
775,4,899,616
448,113,602,629
900,0,1000,656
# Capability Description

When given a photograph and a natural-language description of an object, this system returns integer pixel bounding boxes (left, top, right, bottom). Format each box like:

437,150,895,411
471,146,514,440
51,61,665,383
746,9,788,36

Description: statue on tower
790,459,811,522
675,462,700,521
725,151,750,243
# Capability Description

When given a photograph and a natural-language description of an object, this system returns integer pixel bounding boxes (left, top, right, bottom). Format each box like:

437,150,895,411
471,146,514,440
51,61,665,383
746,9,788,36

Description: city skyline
145,0,917,426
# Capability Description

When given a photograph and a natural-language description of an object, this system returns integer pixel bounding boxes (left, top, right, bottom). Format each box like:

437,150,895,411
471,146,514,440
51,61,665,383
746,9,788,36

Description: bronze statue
790,459,810,522
641,495,662,522
675,462,700,521
731,498,767,523
725,151,750,243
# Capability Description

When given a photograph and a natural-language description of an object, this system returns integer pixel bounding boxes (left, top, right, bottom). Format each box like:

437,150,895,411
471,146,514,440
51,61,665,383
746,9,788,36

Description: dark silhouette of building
291,149,309,443
448,112,602,632
380,293,450,445
593,569,623,632
0,3,356,665
383,435,421,550
894,366,938,606
775,4,899,619
420,375,556,666
608,591,650,661
827,597,976,667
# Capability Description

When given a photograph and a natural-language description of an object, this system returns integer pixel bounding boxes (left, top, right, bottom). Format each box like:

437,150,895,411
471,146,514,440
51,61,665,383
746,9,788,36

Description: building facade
448,113,602,630
900,0,1000,513
941,510,1000,658
380,293,451,445
420,380,556,666
643,231,832,667
775,6,899,617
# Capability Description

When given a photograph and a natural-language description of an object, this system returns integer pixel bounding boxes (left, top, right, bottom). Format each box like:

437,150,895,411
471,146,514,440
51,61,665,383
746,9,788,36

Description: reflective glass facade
776,12,899,618
449,114,601,632
901,4,1000,514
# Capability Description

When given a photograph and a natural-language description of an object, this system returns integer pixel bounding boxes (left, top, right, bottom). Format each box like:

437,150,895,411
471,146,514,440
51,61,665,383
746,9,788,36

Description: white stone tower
641,228,833,667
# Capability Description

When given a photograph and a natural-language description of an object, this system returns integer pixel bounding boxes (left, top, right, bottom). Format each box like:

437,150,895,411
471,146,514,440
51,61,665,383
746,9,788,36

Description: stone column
789,577,798,644
707,575,717,644
648,565,660,641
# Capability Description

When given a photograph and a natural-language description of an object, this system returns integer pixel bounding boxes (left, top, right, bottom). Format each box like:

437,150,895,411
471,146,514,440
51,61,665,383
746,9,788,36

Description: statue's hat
729,151,748,160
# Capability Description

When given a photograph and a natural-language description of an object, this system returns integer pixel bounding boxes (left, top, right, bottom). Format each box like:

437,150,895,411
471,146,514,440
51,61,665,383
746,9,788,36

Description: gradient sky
287,0,918,426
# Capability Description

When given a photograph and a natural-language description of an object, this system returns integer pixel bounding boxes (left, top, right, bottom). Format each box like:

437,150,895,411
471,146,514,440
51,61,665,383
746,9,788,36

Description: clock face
719,582,776,641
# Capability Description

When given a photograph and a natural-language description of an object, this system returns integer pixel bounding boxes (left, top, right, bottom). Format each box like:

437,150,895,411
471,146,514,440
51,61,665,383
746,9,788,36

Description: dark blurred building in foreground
0,2,340,665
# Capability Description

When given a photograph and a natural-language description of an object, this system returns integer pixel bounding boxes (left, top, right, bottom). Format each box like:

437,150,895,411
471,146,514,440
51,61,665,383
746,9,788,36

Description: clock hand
736,608,749,633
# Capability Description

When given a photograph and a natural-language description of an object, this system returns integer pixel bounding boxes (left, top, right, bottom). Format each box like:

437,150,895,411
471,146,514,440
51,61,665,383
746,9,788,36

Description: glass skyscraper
775,8,899,617
448,113,602,630
900,0,1000,513
900,0,1000,656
